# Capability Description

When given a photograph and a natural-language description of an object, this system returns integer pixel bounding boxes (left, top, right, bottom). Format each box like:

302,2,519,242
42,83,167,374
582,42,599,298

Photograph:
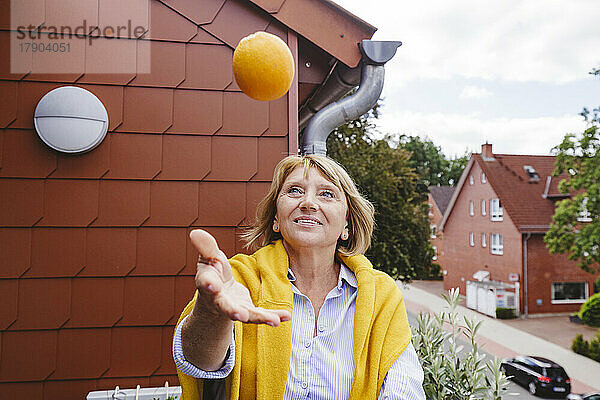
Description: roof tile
104,327,162,377
117,87,173,133
78,37,137,85
155,325,178,374
168,89,223,134
245,181,270,225
98,0,149,39
104,133,162,179
50,134,111,179
0,81,17,127
118,277,175,326
0,179,44,227
81,228,137,276
10,278,70,330
92,180,150,227
198,182,246,226
96,376,150,391
27,228,86,277
133,228,187,275
143,0,197,42
52,328,111,379
5,0,44,29
253,137,288,181
160,0,226,25
44,0,99,33
44,379,97,400
149,374,179,387
0,332,57,380
173,275,197,319
0,279,18,329
205,136,257,181
156,135,211,180
144,181,199,226
203,0,271,48
179,43,233,90
0,382,44,398
0,228,31,278
263,95,288,136
180,226,238,275
66,277,124,327
24,35,85,82
0,32,31,80
37,179,99,226
0,129,57,178
221,92,268,135
297,35,333,85
131,41,186,87
234,226,247,254
189,26,224,44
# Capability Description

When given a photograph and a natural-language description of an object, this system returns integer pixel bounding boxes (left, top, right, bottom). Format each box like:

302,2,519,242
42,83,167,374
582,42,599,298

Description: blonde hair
242,154,375,256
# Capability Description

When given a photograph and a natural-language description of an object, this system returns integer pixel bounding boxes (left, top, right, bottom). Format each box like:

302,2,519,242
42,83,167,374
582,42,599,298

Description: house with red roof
428,185,454,269
439,143,599,316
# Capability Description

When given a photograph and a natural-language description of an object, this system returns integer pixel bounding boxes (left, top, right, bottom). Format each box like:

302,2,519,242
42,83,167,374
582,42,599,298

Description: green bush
579,293,600,327
412,288,511,399
571,331,600,362
495,307,516,319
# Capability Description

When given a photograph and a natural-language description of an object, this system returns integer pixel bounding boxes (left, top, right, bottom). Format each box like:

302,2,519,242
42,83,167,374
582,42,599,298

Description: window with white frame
469,232,474,247
490,199,503,221
490,233,503,254
577,197,592,222
481,172,486,183
430,225,437,239
551,282,588,304
432,246,437,260
481,199,487,216
469,200,474,216
428,203,434,216
481,233,487,247
469,175,474,185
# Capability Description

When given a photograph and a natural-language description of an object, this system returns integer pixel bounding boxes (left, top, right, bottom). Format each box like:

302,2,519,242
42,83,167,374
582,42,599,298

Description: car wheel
528,381,538,396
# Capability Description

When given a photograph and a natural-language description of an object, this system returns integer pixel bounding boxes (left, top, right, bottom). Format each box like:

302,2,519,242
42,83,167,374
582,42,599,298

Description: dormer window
491,199,503,221
523,165,540,182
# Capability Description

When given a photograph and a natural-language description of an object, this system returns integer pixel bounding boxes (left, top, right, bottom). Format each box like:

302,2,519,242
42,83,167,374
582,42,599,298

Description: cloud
373,111,587,157
336,0,600,84
459,85,493,100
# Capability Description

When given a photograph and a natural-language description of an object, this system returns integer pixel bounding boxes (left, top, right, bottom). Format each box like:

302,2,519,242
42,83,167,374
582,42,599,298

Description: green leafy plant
571,332,600,362
412,288,511,399
579,293,600,327
495,307,516,319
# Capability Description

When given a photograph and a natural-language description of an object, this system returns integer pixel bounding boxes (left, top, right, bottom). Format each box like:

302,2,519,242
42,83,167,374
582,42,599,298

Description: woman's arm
377,342,426,400
180,230,291,371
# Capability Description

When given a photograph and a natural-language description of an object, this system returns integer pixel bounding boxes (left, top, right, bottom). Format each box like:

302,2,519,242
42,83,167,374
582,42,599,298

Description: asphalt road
406,311,553,399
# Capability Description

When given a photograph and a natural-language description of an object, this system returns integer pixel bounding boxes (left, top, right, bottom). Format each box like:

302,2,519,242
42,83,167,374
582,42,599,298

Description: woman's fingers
189,229,220,259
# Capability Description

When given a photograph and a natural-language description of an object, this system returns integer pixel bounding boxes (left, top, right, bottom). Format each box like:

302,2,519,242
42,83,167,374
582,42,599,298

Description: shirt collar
287,261,357,289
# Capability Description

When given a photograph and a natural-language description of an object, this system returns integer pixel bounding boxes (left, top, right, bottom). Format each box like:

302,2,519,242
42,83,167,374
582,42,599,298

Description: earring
273,221,279,232
341,231,349,240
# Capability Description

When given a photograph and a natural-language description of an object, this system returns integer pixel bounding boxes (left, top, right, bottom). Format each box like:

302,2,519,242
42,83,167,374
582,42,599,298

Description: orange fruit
232,31,295,101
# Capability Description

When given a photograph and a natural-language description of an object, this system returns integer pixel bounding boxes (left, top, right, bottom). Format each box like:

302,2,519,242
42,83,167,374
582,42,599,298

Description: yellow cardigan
175,240,412,400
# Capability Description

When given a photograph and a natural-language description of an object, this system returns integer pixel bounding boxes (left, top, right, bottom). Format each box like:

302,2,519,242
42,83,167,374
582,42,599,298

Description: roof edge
439,157,474,231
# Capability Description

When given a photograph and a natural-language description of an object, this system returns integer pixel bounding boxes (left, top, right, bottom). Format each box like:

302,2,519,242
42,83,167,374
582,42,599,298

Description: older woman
173,155,425,399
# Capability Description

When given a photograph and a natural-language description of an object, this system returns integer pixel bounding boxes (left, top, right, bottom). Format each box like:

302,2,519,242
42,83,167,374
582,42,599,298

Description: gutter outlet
301,40,401,155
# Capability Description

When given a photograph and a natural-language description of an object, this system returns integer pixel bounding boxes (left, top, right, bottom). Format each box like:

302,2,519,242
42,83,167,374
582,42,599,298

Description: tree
326,112,438,281
393,135,469,188
545,68,600,273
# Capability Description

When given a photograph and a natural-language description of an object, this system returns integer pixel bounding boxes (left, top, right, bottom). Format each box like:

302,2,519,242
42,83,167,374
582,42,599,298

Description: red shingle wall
0,0,296,398
525,234,598,314
442,161,523,299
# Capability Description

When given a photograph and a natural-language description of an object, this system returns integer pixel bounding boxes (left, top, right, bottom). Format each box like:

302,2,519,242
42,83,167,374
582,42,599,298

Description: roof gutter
300,40,402,155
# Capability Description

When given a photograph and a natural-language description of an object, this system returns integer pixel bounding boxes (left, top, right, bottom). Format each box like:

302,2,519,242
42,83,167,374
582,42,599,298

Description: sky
333,0,600,157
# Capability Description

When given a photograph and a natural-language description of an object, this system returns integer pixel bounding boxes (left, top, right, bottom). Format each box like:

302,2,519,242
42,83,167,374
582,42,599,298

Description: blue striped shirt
173,263,425,399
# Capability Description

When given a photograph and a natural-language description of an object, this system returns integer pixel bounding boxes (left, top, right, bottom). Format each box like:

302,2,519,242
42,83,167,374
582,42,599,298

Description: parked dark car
567,393,600,400
500,355,571,397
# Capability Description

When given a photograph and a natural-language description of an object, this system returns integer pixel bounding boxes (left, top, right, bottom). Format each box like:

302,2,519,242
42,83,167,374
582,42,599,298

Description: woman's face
275,166,348,252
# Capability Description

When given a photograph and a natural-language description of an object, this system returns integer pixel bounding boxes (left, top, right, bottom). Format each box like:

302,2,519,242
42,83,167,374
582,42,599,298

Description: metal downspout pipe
301,40,402,155
523,233,531,317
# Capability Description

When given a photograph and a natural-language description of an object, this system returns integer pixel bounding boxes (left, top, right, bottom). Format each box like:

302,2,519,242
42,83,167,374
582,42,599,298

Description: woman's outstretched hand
190,229,291,327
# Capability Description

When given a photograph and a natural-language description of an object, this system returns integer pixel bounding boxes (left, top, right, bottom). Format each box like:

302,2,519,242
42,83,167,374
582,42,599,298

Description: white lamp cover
34,86,109,154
